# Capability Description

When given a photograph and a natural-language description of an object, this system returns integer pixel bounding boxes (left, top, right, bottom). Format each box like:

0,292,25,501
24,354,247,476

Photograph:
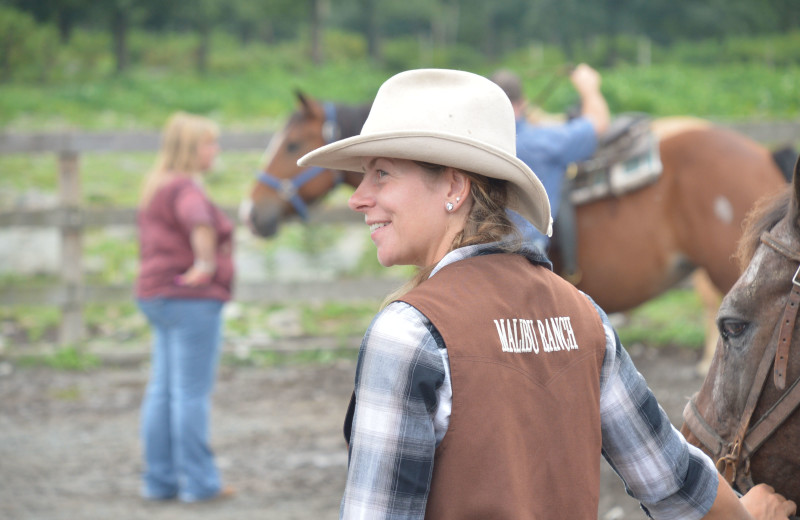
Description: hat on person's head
297,68,552,236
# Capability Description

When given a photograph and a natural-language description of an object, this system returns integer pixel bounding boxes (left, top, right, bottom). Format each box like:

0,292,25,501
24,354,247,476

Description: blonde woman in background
135,112,234,502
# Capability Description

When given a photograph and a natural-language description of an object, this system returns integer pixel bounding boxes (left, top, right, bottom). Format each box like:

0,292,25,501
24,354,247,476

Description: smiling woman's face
348,157,457,268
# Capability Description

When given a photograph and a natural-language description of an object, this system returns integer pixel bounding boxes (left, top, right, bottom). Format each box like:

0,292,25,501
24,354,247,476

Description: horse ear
294,89,324,119
295,90,311,111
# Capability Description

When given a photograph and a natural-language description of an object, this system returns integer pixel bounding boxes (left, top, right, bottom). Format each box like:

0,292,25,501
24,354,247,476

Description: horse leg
692,269,722,375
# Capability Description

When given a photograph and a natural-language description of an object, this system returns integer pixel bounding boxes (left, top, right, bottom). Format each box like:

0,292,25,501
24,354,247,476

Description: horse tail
771,145,799,182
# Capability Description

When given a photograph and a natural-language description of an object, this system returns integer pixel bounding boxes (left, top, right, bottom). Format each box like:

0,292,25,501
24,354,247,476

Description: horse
243,92,788,370
681,154,800,504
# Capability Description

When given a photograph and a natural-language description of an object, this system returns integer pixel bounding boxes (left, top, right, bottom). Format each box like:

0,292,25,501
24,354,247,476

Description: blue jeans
137,298,225,502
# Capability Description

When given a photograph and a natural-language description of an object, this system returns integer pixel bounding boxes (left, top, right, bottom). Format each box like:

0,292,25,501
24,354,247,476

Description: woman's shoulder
149,175,201,202
369,301,434,343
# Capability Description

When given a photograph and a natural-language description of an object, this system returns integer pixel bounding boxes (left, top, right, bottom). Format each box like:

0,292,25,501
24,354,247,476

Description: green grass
16,345,100,371
1,61,799,133
2,36,790,366
615,288,706,350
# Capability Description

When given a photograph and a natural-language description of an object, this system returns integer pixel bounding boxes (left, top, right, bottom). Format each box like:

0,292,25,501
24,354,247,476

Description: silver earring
445,201,454,212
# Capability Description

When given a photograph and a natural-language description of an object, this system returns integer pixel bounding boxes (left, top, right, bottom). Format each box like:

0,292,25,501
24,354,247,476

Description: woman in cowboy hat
298,69,794,520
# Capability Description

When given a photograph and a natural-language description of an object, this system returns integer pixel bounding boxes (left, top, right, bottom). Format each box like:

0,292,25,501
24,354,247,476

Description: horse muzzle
246,199,283,238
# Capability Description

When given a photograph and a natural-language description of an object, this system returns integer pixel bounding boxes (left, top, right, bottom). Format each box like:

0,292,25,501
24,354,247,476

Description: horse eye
286,142,300,154
718,318,748,340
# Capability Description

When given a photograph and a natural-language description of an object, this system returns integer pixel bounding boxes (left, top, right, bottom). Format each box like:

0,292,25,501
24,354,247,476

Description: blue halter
256,102,341,221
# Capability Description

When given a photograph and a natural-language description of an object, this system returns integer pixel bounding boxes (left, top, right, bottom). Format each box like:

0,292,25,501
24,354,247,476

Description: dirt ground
0,341,706,520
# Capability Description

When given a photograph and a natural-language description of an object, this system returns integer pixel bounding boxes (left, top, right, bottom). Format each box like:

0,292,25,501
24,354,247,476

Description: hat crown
361,69,517,156
296,68,553,237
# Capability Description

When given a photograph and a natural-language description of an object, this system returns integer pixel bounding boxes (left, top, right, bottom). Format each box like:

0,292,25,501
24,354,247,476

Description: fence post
58,150,84,345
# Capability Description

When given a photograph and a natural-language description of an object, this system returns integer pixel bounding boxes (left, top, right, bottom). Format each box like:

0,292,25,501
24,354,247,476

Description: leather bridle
255,102,342,220
683,229,800,492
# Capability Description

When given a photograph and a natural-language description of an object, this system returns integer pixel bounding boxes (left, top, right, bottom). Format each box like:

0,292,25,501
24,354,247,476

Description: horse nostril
249,201,282,238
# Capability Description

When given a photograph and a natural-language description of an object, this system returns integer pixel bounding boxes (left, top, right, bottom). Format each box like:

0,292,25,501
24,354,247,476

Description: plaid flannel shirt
341,242,718,520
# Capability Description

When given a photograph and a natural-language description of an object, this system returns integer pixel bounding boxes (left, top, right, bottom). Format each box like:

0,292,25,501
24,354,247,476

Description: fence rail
1,121,798,345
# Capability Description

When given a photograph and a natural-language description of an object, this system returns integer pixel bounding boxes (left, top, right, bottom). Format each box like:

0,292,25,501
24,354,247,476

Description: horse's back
566,118,785,311
657,120,785,290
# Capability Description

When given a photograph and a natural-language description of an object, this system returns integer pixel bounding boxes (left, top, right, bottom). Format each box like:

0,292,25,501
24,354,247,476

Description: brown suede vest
399,253,606,519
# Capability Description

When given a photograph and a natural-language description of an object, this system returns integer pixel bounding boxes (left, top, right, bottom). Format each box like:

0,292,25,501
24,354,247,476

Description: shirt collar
429,241,553,279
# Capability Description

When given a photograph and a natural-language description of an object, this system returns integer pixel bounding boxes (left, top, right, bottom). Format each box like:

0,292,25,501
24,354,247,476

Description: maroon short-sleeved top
135,176,234,301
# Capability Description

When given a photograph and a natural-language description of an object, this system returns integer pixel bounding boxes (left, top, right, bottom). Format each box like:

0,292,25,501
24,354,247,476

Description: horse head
681,154,800,501
243,91,369,238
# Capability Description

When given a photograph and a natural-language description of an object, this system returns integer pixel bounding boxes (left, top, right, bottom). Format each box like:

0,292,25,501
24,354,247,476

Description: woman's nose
348,179,373,212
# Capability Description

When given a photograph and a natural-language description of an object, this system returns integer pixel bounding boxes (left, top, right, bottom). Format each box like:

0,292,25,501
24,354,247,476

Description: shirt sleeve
515,117,597,219
341,302,445,520
516,117,597,171
592,298,719,520
174,183,215,232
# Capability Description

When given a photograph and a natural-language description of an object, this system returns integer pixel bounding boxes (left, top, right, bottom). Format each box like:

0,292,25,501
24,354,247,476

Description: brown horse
244,93,787,368
681,155,800,503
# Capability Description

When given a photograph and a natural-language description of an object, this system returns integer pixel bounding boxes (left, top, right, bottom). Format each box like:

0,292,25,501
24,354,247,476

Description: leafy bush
666,31,800,67
381,36,428,70
58,30,113,81
0,7,59,83
130,30,199,72
323,29,369,63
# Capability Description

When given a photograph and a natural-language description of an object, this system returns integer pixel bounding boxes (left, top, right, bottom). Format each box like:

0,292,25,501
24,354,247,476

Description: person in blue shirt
491,64,610,281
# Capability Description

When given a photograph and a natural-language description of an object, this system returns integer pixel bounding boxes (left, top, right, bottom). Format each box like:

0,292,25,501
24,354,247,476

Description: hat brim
298,130,553,236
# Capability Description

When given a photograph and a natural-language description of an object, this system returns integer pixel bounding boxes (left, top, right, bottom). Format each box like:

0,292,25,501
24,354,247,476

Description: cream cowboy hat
297,68,552,236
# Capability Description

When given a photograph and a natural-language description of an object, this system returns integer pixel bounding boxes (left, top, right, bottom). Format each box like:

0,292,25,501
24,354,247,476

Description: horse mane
736,186,795,269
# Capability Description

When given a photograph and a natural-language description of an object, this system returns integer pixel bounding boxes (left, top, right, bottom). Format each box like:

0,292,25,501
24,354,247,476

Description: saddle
568,113,663,205
552,113,662,283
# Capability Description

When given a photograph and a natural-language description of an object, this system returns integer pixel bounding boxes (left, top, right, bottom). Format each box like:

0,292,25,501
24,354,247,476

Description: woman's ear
445,168,471,211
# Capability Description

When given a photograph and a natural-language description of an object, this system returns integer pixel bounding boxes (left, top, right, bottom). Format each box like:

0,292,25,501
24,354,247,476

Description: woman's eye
377,169,389,178
719,318,748,340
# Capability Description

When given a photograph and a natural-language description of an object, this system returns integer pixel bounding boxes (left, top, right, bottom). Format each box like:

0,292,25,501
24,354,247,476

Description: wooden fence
0,130,402,345
1,120,798,345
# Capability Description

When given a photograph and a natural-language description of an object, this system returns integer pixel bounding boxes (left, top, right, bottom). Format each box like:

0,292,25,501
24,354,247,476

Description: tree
88,0,159,74
310,0,324,64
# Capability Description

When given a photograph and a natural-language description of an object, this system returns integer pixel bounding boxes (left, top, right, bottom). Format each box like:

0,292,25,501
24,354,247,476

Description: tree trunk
483,9,497,61
112,8,129,75
196,24,211,75
310,0,323,65
362,0,380,62
56,7,74,44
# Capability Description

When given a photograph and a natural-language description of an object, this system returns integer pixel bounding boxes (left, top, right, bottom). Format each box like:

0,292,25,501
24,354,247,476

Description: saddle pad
569,116,663,205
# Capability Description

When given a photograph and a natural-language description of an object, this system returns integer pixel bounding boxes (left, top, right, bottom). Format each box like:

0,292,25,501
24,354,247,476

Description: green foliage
667,31,800,67
0,6,59,83
84,301,149,341
299,301,378,338
602,64,800,120
1,19,798,131
322,30,369,63
616,289,706,350
57,30,113,81
0,305,60,343
381,36,429,70
129,30,199,72
84,230,139,285
18,345,100,370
